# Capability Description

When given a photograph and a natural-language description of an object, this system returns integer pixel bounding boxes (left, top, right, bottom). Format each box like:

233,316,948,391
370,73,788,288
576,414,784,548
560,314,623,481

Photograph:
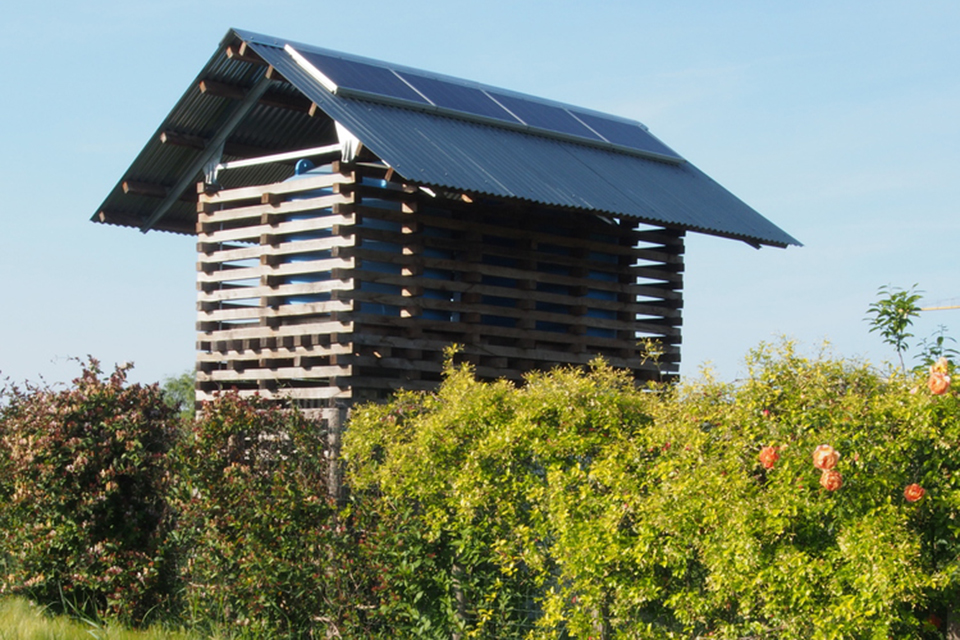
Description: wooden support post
324,404,349,505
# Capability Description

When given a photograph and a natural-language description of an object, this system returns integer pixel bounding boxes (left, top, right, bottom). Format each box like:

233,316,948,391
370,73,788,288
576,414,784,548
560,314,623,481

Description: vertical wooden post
323,403,349,504
947,612,960,640
451,561,467,640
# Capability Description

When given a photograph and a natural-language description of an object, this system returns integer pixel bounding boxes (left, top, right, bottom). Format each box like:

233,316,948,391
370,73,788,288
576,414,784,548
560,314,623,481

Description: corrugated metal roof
92,28,799,248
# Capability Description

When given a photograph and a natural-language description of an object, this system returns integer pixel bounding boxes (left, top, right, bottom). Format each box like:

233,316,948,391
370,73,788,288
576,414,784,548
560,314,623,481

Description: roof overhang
92,28,800,249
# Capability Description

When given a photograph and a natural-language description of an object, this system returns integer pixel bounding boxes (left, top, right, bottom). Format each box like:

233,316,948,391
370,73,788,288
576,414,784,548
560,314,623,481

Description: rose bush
345,341,960,639
4,338,960,638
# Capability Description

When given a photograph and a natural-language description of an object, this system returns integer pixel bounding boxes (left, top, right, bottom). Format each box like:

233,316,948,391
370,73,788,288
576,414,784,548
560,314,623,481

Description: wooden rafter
141,72,275,232
122,179,196,202
225,44,266,66
159,130,275,159
199,79,312,114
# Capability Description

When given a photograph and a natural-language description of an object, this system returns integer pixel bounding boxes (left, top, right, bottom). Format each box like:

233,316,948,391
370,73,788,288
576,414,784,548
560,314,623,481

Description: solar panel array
289,46,682,163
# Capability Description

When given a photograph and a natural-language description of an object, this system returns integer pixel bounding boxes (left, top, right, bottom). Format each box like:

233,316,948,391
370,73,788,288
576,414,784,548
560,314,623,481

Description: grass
0,597,205,640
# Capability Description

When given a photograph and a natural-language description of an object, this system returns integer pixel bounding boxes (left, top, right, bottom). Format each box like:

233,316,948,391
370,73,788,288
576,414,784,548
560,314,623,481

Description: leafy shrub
346,385,540,639
0,359,178,624
172,393,371,638
345,343,960,639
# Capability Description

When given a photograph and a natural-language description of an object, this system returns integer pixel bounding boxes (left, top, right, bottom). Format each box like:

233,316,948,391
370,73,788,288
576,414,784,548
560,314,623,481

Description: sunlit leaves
346,343,960,638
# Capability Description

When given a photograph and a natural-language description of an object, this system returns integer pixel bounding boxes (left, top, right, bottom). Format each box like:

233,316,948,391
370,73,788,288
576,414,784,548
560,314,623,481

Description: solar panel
571,111,679,159
486,92,604,141
396,71,522,124
293,49,430,105
287,44,683,163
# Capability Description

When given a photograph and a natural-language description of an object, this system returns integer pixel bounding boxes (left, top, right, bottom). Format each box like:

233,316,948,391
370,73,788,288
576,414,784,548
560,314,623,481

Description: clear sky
1,0,958,387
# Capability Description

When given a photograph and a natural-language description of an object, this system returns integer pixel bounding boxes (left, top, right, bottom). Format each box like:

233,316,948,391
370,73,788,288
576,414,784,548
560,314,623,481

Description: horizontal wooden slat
198,364,350,383
198,299,352,323
198,279,352,303
198,319,353,342
196,387,351,402
199,172,347,206
193,164,685,396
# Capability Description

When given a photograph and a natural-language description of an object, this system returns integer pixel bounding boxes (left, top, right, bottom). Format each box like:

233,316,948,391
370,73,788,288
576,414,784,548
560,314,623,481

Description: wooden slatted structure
195,159,684,407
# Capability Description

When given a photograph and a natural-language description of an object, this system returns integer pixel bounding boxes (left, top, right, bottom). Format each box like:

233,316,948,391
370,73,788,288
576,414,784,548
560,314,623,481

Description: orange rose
819,469,842,491
758,447,780,469
758,446,780,469
904,483,925,503
932,357,950,374
812,444,839,470
928,370,951,395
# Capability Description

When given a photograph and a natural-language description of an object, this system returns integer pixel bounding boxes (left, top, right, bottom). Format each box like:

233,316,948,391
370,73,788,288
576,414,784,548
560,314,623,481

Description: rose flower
932,357,950,374
812,444,839,470
758,446,780,469
904,483,925,503
820,469,843,491
929,370,951,395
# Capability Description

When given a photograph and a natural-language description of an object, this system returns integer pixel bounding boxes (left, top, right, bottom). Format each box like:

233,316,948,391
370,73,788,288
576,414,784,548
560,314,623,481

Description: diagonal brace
141,73,275,232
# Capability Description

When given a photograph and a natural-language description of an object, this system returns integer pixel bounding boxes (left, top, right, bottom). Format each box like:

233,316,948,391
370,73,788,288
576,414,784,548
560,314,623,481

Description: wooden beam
142,73,275,232
199,79,245,100
259,92,312,114
122,180,196,203
226,44,267,66
122,180,167,198
160,130,276,159
264,66,288,83
198,78,312,114
159,129,206,150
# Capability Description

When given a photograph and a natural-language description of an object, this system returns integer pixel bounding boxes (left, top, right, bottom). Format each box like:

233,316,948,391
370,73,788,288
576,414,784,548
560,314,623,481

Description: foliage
345,343,960,639
6,342,960,638
866,284,923,371
0,359,178,625
160,371,196,422
171,393,372,639
916,325,959,371
346,384,542,639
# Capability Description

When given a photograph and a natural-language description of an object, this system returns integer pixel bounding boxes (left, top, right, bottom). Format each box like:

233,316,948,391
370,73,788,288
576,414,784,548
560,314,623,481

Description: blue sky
1,0,958,387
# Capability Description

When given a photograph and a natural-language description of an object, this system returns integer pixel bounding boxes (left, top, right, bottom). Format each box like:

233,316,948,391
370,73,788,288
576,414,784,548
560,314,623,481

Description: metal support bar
214,143,342,173
141,73,275,232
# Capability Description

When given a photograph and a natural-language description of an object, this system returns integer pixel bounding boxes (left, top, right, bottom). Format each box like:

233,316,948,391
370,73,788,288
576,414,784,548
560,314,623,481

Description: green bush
345,343,960,639
171,393,371,638
0,359,178,625
346,386,541,639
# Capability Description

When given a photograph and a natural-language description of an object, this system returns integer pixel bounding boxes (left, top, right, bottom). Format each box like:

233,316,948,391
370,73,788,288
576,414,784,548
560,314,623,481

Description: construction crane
922,302,960,312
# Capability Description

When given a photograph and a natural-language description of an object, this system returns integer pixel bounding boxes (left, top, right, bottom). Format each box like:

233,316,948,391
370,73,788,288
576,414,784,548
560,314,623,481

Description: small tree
866,284,922,372
161,369,196,422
